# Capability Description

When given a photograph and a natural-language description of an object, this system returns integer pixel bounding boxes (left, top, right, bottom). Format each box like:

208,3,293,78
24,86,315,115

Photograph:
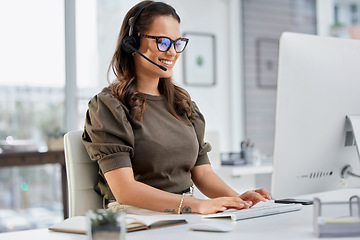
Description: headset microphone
123,41,167,72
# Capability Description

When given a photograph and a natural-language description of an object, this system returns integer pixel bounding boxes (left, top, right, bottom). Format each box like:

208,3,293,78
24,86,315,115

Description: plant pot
91,225,122,240
87,209,126,240
46,137,64,151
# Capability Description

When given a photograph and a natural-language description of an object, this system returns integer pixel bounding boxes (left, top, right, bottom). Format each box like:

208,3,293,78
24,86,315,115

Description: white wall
167,0,244,153
97,0,245,153
316,0,334,36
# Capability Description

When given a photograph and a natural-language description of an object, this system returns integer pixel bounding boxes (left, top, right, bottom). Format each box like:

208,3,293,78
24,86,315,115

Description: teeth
160,60,173,65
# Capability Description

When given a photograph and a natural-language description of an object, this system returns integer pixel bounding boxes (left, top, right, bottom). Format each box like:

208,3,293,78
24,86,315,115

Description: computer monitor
271,32,360,199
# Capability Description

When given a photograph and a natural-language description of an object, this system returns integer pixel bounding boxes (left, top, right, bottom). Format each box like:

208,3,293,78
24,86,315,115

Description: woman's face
134,15,181,80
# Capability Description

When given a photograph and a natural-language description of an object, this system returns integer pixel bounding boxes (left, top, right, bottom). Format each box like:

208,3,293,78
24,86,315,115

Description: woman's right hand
196,196,251,215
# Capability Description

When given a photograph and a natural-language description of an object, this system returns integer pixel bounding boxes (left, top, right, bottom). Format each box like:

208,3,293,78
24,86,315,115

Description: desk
0,151,68,219
1,188,359,240
214,163,273,194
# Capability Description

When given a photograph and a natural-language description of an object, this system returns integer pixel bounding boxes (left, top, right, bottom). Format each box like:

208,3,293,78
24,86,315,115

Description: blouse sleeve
191,101,212,166
82,88,135,174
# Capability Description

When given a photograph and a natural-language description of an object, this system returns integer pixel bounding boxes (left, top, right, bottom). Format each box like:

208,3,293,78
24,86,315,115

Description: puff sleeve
82,88,135,174
191,101,212,166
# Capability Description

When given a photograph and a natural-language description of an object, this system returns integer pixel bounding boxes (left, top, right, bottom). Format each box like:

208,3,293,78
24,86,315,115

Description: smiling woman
133,15,182,93
82,0,271,216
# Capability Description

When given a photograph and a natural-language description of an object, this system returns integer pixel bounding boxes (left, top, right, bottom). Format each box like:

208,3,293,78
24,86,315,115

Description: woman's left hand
239,188,273,207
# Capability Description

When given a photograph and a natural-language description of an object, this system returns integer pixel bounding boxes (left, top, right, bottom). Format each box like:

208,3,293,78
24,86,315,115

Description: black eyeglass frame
140,34,189,53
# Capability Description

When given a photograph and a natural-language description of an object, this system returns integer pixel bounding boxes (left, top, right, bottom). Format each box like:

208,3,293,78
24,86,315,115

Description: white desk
1,188,359,240
214,163,273,194
218,163,273,176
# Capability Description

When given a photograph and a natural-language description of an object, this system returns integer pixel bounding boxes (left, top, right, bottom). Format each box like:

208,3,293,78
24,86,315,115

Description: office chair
64,130,102,217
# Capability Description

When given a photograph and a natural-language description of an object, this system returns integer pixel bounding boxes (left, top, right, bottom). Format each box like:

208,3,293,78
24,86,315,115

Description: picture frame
182,32,216,86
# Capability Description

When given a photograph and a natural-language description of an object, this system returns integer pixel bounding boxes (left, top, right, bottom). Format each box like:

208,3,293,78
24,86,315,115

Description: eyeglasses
140,34,189,53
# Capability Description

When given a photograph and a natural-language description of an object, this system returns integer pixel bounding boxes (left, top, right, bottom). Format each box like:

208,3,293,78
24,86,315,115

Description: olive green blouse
82,87,211,201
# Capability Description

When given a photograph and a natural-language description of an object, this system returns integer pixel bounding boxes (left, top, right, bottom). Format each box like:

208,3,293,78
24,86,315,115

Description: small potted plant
45,126,66,151
87,209,126,240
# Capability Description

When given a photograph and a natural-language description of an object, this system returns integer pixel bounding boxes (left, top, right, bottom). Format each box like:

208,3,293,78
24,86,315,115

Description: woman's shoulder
94,87,127,108
88,86,129,115
97,86,118,101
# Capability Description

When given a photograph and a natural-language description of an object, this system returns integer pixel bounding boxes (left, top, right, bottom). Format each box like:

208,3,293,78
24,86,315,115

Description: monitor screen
271,32,360,198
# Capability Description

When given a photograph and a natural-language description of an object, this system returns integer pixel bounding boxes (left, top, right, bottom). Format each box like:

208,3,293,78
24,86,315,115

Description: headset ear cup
122,35,140,53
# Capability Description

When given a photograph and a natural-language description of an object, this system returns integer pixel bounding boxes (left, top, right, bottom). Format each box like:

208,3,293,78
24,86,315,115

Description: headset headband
129,5,148,36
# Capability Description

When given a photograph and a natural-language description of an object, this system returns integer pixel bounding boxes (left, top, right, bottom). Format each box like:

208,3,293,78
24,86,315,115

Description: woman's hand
239,188,273,207
196,196,252,215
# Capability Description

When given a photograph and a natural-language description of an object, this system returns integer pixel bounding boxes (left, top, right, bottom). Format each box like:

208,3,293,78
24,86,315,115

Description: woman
82,0,272,215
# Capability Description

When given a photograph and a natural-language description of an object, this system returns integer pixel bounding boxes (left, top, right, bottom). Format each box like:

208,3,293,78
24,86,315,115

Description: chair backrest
64,130,102,217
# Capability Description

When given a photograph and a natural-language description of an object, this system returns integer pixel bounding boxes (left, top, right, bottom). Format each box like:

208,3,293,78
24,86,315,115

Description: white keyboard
204,200,303,221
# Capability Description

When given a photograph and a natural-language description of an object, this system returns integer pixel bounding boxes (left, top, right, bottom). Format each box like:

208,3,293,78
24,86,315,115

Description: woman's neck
136,77,161,96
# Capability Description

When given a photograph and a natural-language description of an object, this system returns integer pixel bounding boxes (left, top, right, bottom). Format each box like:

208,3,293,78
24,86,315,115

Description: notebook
204,200,302,221
49,214,187,234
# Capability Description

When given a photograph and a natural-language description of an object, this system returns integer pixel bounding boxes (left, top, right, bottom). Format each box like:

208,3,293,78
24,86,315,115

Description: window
0,0,65,144
0,0,105,232
0,0,65,232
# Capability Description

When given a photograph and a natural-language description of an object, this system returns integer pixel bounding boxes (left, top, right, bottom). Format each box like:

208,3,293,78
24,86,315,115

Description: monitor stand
341,115,360,178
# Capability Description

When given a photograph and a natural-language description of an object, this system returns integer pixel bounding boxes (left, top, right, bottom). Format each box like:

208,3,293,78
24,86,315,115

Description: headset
122,4,167,71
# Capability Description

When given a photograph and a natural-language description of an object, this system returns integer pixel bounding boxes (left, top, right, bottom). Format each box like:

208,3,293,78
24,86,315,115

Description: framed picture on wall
183,32,216,86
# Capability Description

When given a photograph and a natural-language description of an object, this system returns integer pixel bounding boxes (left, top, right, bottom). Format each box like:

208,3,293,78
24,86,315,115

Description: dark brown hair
107,1,193,123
